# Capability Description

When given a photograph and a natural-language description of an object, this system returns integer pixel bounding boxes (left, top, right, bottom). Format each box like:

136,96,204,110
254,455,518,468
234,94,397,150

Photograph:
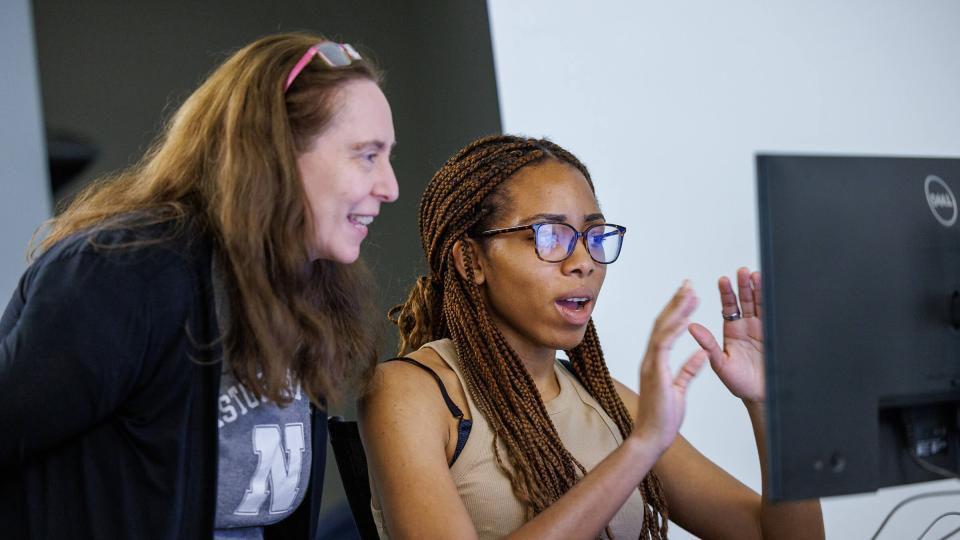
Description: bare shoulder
359,345,480,539
406,345,456,377
361,344,468,426
611,377,638,423
364,350,437,410
366,346,456,396
358,348,452,465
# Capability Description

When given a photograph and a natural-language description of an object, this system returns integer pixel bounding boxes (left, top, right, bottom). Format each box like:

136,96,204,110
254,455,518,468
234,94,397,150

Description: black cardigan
0,222,326,539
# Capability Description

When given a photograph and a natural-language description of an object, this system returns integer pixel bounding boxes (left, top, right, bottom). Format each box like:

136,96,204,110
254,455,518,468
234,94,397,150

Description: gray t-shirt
213,368,312,539
211,255,312,539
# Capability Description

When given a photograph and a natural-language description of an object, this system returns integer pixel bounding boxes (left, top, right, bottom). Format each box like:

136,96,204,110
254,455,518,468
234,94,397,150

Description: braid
389,134,668,538
569,322,670,539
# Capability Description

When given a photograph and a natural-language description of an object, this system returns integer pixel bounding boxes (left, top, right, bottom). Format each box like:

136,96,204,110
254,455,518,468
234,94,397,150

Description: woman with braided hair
359,134,824,539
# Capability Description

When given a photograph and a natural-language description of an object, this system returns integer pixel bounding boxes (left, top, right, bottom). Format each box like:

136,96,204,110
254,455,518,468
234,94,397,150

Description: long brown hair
389,135,669,539
37,33,384,406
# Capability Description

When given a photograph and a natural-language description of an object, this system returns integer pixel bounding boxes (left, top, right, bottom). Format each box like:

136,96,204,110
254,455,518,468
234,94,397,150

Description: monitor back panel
757,154,960,499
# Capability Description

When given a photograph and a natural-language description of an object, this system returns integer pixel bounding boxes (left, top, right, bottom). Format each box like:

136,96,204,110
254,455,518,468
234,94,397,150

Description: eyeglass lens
534,223,622,263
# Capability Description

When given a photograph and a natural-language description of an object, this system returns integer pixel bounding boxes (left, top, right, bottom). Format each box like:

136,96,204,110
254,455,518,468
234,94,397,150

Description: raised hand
632,281,708,454
687,267,765,403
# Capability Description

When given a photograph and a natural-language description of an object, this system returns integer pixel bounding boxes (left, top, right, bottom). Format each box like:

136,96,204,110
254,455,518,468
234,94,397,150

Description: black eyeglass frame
476,222,627,264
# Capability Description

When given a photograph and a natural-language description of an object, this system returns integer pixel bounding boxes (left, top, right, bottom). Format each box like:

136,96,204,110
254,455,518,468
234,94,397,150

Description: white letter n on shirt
234,423,306,515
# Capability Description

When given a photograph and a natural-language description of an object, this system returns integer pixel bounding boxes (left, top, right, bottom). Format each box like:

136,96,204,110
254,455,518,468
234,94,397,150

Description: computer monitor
757,154,960,501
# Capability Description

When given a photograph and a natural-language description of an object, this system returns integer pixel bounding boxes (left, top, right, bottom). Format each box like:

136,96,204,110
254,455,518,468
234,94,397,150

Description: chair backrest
328,415,379,540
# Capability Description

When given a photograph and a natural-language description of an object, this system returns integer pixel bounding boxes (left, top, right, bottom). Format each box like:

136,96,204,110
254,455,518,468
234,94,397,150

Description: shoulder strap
384,357,465,419
385,356,473,466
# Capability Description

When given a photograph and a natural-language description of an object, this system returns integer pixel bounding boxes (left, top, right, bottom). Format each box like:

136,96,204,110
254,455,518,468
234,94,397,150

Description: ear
452,239,486,286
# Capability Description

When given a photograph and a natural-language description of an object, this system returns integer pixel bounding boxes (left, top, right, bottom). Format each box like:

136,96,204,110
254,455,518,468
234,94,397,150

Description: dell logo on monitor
925,175,957,227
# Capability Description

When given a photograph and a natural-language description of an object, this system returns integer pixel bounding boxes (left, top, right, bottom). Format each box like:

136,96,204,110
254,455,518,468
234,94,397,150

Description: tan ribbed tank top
372,338,646,539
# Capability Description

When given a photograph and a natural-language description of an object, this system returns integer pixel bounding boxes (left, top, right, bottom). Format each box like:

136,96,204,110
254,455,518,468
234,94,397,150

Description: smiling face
297,78,398,263
470,159,607,361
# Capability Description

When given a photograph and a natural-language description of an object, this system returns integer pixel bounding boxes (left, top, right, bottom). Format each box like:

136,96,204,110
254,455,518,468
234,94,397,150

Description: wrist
626,426,671,464
742,398,765,414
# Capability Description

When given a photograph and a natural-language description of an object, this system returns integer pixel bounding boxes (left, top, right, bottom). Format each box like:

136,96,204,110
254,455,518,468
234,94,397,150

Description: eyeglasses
284,41,363,92
477,222,627,264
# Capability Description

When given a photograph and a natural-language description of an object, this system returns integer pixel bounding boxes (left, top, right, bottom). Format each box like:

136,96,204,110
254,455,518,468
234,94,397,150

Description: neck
491,321,561,401
520,347,558,391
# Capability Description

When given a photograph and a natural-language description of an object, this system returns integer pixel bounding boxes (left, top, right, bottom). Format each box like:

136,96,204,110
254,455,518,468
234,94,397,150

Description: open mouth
555,295,594,326
556,297,590,310
348,214,374,228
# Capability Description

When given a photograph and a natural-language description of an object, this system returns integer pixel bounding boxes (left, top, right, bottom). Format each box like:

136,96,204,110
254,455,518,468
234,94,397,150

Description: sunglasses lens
315,42,353,67
587,225,623,263
535,224,576,262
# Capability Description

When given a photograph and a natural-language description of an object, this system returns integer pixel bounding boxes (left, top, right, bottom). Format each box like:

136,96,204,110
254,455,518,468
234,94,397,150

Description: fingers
673,350,707,394
736,267,755,318
651,282,699,350
687,322,726,372
718,267,761,320
718,276,740,320
751,271,762,317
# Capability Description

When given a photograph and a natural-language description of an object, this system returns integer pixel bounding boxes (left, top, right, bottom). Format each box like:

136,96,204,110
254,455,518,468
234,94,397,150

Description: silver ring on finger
722,309,742,322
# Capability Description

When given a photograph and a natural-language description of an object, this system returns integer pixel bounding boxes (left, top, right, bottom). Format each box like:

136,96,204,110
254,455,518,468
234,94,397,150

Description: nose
374,162,399,203
561,235,596,277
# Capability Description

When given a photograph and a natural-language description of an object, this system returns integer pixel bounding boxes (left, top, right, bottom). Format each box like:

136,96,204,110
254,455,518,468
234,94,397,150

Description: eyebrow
516,212,606,225
350,140,397,152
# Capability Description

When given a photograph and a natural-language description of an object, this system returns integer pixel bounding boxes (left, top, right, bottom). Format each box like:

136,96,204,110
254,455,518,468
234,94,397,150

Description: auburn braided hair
388,134,669,539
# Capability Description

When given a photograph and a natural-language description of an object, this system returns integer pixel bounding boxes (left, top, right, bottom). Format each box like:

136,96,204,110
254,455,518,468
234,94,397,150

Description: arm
359,357,481,540
360,283,706,540
0,247,181,466
614,379,764,539
683,268,824,539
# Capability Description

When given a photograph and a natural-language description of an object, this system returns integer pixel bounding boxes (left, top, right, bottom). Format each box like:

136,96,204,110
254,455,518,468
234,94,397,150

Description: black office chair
328,416,379,540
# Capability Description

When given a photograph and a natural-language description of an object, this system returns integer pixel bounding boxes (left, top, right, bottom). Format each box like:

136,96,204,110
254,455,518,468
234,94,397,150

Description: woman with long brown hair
360,135,824,539
0,33,397,539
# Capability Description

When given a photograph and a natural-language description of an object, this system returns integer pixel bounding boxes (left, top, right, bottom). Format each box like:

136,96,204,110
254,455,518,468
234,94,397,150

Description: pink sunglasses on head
284,41,363,92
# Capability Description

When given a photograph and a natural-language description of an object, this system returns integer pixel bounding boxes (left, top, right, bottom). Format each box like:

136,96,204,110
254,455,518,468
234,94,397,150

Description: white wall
0,0,50,297
487,1,960,538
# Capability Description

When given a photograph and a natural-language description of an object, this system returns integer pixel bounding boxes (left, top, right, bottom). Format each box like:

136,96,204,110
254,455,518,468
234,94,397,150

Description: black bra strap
384,357,465,420
385,356,473,465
